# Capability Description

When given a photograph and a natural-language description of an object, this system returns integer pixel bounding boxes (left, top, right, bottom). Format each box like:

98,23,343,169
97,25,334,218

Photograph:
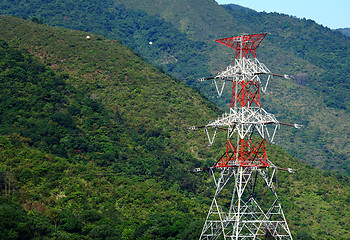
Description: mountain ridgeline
0,0,349,176
0,15,349,239
338,28,350,38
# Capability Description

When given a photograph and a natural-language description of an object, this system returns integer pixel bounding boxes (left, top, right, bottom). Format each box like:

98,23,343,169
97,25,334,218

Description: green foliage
0,197,31,239
0,0,349,176
0,30,215,239
0,15,348,239
31,17,43,24
338,28,350,38
0,0,211,82
0,40,123,160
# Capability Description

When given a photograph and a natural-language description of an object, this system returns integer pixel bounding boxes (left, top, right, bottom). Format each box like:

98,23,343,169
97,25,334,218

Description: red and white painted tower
191,33,300,239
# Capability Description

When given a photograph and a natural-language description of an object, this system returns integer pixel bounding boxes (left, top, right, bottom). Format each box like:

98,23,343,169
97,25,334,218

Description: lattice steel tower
191,33,300,239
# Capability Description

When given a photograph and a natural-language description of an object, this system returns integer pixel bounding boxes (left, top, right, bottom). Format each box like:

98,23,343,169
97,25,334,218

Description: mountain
0,0,349,176
0,15,349,239
338,28,350,38
0,15,217,239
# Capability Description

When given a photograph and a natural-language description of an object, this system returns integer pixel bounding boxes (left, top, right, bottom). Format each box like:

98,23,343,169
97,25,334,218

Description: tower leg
199,167,293,240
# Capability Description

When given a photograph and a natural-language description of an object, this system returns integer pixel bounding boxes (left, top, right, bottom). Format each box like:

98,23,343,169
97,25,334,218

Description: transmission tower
191,33,300,240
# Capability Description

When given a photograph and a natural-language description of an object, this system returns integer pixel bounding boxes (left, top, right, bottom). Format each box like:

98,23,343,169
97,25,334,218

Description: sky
215,0,349,29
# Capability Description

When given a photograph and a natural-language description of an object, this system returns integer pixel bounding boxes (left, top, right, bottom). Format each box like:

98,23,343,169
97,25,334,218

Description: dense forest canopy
0,15,349,239
338,28,350,38
0,0,349,175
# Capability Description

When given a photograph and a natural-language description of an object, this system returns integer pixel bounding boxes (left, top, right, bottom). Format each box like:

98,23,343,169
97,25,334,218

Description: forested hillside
0,16,216,239
0,16,349,239
338,28,350,38
0,0,349,175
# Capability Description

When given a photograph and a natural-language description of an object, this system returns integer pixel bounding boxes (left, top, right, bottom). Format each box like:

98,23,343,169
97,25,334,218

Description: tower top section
215,33,267,59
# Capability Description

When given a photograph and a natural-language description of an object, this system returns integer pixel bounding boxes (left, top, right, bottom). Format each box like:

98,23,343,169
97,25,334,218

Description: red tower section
230,80,261,108
214,33,269,168
216,33,267,58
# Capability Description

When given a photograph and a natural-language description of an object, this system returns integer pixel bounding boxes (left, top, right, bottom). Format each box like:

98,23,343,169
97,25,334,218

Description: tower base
200,167,293,240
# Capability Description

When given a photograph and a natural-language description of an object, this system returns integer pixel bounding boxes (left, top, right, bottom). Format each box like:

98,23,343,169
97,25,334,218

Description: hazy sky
215,0,349,29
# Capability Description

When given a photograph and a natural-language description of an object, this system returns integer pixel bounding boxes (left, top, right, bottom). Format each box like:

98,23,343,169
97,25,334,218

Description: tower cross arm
278,122,303,129
276,166,295,173
188,125,228,131
257,72,290,79
198,72,290,82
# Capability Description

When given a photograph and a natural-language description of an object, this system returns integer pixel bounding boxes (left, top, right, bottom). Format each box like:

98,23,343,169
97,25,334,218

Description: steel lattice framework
191,33,300,240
